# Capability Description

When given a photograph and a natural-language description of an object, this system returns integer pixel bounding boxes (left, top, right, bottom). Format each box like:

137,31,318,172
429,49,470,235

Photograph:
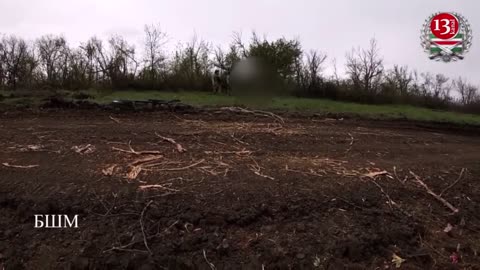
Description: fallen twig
370,180,413,218
440,168,467,197
231,133,250,145
2,162,39,169
9,144,60,154
345,133,355,153
370,180,397,210
102,165,117,176
130,155,163,166
285,165,325,177
139,184,180,192
127,166,143,180
112,141,161,156
410,171,459,213
248,158,274,180
203,249,216,270
363,170,389,179
155,132,187,153
219,106,284,124
151,159,205,171
72,144,96,155
204,149,253,156
109,115,121,124
393,166,408,184
140,200,154,255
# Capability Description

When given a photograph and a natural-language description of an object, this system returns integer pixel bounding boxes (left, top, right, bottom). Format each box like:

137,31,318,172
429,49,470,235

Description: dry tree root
248,157,274,180
369,180,412,217
155,132,187,153
138,184,180,193
440,168,467,197
204,149,253,156
219,106,285,124
72,144,96,154
393,166,408,184
363,170,389,178
284,165,325,177
345,133,355,153
140,200,154,255
203,249,216,270
112,141,162,155
109,115,121,124
130,155,164,166
127,166,143,180
102,165,117,176
2,162,39,169
409,171,460,214
230,133,250,145
149,159,206,172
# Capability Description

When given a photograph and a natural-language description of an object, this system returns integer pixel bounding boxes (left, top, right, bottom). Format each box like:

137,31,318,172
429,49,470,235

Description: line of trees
0,25,479,113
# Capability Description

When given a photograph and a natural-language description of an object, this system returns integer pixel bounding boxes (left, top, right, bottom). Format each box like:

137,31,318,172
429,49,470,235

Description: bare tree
232,31,249,58
0,35,37,90
345,38,384,94
384,65,413,96
84,36,137,87
36,35,69,87
144,24,168,81
212,43,241,73
331,58,340,86
170,34,211,89
212,46,227,70
304,50,327,89
109,35,138,78
453,77,479,105
433,74,450,100
420,72,434,97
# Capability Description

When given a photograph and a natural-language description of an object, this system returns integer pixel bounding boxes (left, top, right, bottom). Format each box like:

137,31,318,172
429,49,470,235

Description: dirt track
0,110,479,270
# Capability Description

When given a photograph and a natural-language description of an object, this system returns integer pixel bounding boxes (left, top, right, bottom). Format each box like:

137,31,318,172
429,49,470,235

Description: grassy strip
91,90,480,125
1,89,480,125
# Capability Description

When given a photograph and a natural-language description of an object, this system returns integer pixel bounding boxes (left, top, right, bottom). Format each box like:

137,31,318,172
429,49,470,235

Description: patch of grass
2,89,480,125
271,97,480,125
86,90,480,125
90,90,237,106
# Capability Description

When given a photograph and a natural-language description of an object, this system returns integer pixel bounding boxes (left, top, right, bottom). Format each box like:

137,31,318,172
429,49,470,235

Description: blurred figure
212,69,223,94
229,57,280,106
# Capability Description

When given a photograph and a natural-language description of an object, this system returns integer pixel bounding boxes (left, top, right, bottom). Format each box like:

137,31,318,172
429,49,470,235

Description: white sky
0,0,478,85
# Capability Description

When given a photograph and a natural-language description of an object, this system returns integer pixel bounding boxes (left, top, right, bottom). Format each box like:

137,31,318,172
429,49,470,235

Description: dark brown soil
1,110,479,270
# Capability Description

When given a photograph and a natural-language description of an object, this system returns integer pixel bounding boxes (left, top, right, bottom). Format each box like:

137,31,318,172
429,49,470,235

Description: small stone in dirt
217,238,229,251
296,253,306,260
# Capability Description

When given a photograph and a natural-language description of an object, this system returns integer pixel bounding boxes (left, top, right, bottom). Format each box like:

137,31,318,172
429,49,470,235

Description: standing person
212,69,222,94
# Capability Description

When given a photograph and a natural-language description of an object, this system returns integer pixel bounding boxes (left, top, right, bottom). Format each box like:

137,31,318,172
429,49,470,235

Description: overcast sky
0,0,478,85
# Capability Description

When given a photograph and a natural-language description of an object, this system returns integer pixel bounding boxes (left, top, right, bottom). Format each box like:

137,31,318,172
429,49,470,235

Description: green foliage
248,33,303,81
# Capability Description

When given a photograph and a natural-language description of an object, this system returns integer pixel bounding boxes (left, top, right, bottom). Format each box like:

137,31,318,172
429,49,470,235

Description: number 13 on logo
421,12,472,62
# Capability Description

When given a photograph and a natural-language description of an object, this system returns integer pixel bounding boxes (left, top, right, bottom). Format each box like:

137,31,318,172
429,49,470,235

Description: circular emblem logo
421,12,472,62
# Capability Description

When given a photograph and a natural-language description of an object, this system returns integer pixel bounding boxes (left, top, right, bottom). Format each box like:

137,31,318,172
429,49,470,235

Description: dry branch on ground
109,116,121,124
219,106,285,124
440,168,467,197
2,162,39,169
155,132,187,153
112,141,161,155
72,144,96,154
410,171,460,213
